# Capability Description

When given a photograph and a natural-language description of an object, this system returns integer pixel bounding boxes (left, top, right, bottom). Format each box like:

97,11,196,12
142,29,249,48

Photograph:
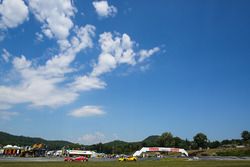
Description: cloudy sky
0,0,250,145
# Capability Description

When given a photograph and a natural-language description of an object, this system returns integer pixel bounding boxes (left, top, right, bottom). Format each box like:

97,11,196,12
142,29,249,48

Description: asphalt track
0,157,117,162
0,156,250,162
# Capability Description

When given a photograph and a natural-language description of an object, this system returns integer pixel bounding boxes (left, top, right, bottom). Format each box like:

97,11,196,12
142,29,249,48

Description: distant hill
0,131,75,150
142,135,160,146
0,131,162,152
1,130,247,155
104,140,128,147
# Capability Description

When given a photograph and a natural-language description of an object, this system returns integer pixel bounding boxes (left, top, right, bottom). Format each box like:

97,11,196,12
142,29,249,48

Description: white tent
3,145,21,149
3,145,13,149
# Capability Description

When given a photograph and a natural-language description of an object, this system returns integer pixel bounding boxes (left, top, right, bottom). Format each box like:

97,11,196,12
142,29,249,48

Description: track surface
0,156,250,162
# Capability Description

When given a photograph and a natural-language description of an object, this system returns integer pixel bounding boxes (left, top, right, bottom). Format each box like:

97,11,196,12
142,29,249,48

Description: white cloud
140,64,150,72
35,32,43,41
12,55,31,69
91,32,136,77
0,0,28,29
0,110,18,120
70,76,106,92
0,28,159,109
2,48,11,62
93,1,117,18
0,67,79,107
77,132,106,145
0,0,160,112
41,25,95,76
90,32,160,78
138,47,160,62
28,0,76,40
36,25,94,77
71,25,96,52
68,106,105,118
76,132,119,145
0,25,96,108
0,32,5,41
91,53,117,77
0,104,11,110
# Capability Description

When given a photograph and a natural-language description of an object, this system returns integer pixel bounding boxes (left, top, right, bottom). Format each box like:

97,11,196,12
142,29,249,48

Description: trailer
66,150,94,158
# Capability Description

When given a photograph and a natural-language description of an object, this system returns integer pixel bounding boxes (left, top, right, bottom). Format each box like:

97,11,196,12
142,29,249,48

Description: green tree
158,132,175,147
176,138,190,150
173,137,182,147
208,140,221,149
193,133,208,149
241,130,250,145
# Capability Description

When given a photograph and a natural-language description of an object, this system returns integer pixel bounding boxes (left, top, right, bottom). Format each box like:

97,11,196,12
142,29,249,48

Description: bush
216,149,250,156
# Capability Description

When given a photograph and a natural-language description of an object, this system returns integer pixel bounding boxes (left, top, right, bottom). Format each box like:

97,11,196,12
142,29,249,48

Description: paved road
0,156,250,162
0,157,118,162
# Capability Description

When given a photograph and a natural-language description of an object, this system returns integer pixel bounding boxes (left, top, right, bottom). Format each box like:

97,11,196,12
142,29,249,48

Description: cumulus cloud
76,132,119,145
70,76,106,92
91,53,117,77
93,1,117,18
28,0,76,41
91,32,135,77
35,32,44,42
0,0,160,113
0,104,11,110
12,55,31,69
90,32,160,78
1,48,11,63
77,132,106,145
0,55,79,107
0,25,97,108
42,25,95,77
138,47,160,62
0,29,160,109
0,0,29,29
71,32,144,92
0,86,77,108
68,106,105,118
140,64,150,72
0,110,18,120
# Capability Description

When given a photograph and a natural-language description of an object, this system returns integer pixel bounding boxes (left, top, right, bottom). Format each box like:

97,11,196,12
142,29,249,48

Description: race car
64,156,88,162
118,156,137,161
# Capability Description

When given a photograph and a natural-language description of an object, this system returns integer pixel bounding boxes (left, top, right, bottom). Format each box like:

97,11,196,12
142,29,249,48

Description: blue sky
0,0,250,145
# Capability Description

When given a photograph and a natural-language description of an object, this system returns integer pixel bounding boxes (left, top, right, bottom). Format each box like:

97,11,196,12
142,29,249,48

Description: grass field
188,148,250,157
1,160,250,167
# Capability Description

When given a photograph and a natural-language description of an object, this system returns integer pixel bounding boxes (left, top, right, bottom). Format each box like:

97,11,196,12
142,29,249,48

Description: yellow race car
118,156,137,161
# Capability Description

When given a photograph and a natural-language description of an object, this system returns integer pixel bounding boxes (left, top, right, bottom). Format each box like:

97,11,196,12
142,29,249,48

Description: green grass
188,148,250,157
1,160,250,167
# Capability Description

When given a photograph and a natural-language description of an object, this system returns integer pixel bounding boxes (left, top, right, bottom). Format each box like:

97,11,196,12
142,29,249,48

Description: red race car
64,156,88,162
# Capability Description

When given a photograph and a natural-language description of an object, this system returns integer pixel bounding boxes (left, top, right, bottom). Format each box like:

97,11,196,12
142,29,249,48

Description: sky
0,0,250,145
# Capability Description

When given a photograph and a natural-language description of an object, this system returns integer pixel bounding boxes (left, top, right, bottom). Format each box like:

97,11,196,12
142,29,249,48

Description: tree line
85,130,250,155
1,130,250,154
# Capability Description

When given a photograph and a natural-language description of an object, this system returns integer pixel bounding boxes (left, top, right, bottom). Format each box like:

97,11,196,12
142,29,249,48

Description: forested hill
1,130,249,154
0,131,160,148
0,131,75,150
0,131,162,152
